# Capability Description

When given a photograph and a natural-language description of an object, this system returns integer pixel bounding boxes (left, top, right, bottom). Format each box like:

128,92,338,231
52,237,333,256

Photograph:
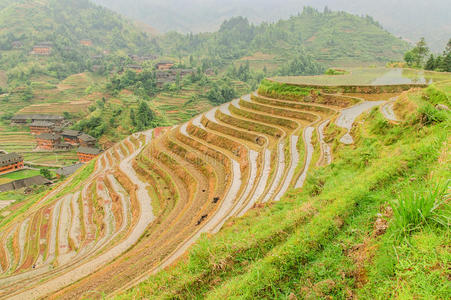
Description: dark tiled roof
77,147,101,155
0,176,51,193
30,121,54,127
78,134,96,142
36,133,61,141
62,129,81,137
55,163,84,177
0,153,23,167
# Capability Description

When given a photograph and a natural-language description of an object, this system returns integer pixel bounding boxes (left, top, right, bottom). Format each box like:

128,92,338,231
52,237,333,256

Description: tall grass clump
391,180,450,235
418,103,448,125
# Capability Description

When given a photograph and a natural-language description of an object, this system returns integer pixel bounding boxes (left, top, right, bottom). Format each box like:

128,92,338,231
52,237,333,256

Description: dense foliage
154,7,408,65
0,0,157,86
405,38,451,72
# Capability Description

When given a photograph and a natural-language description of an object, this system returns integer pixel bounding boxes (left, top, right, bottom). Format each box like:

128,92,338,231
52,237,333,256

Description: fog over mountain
91,0,451,51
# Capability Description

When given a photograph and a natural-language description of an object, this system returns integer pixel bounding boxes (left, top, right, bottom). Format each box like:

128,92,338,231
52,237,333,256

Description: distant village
0,113,103,193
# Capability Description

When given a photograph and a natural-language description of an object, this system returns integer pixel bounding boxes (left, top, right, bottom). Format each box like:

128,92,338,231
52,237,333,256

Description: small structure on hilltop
80,39,92,46
55,163,84,178
127,65,143,72
129,54,158,62
0,175,51,193
36,133,62,150
31,42,53,55
77,147,102,163
0,153,24,175
155,61,175,70
155,69,194,87
11,114,64,125
29,121,54,135
11,41,23,49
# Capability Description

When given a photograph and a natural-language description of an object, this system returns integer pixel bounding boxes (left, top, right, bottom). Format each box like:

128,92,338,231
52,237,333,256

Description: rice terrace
0,0,450,299
0,66,449,299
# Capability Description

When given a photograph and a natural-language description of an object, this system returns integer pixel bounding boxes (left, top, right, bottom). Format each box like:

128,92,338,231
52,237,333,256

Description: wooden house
155,61,175,70
29,121,54,135
77,147,101,163
31,42,53,55
80,40,93,46
78,134,96,147
61,129,82,145
36,133,61,150
0,153,24,175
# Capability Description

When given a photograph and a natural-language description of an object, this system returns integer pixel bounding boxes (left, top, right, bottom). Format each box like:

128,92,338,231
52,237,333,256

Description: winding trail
336,101,385,144
380,98,399,122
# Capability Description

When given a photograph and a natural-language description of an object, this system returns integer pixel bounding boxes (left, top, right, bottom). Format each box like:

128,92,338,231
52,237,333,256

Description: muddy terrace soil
0,83,404,299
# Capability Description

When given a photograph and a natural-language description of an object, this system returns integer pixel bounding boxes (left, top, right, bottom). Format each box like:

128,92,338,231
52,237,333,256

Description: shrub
391,180,450,235
418,103,447,125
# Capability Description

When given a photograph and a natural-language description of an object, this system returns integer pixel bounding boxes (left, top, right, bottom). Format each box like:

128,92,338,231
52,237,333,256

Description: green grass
0,169,41,184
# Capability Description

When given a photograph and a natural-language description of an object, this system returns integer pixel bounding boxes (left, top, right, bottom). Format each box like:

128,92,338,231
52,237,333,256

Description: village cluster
0,114,103,192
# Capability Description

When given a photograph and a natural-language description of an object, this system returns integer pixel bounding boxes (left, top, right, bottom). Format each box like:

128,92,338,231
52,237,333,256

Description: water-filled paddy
273,68,451,86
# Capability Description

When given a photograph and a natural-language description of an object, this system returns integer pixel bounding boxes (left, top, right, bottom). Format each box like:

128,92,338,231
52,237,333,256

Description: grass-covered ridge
118,81,450,299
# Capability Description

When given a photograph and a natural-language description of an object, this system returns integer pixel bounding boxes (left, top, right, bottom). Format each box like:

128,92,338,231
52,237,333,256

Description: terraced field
0,74,438,299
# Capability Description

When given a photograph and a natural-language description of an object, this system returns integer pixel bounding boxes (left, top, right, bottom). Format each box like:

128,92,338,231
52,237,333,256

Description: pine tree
425,55,436,70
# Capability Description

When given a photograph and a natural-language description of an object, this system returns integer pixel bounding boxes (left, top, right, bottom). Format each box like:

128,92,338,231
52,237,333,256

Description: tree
40,168,52,180
425,55,436,70
135,101,155,130
445,38,451,55
407,38,429,67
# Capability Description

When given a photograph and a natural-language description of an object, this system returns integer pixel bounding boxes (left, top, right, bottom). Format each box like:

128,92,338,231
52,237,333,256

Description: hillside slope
154,8,409,66
0,68,448,298
0,0,156,86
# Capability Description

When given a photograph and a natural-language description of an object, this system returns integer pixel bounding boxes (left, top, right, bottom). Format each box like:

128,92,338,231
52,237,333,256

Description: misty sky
92,0,451,51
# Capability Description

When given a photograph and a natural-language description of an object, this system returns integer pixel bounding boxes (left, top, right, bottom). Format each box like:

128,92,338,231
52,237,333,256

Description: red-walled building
29,121,54,135
0,153,24,175
36,133,61,150
31,43,53,55
77,147,102,163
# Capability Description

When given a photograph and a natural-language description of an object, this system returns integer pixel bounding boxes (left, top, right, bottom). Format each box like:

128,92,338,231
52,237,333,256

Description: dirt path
336,101,385,144
380,98,399,122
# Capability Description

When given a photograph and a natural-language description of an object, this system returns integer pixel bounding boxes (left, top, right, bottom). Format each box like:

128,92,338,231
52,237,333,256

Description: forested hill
156,7,409,65
0,0,156,85
0,0,151,52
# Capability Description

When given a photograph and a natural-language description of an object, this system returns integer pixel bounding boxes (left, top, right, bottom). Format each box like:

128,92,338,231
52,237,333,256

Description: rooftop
77,146,102,155
30,121,54,127
55,163,84,177
36,133,61,141
0,176,51,193
78,133,96,142
0,153,23,167
61,129,81,137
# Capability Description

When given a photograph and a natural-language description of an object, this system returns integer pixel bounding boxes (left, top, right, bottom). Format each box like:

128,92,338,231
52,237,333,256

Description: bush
391,181,450,235
418,103,447,125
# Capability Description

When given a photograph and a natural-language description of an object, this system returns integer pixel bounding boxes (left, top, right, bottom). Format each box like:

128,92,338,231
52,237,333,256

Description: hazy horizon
91,0,451,51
